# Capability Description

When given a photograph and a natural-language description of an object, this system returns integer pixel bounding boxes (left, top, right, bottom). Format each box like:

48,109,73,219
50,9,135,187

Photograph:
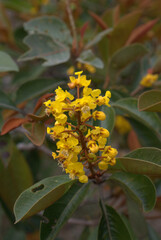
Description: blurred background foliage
1,0,161,239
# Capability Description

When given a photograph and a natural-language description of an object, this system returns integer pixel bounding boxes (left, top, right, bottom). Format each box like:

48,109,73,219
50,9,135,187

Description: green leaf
129,118,161,148
46,182,90,240
115,147,161,177
0,136,33,210
19,34,70,66
13,65,46,86
120,215,138,240
98,204,132,240
108,44,148,82
15,78,65,104
24,16,72,45
0,90,20,111
127,197,149,240
23,122,46,146
112,98,161,136
14,175,74,223
138,90,161,113
85,28,113,49
40,183,82,240
108,11,141,56
77,50,104,69
100,106,115,138
3,227,26,240
0,51,19,72
109,172,156,212
148,224,161,240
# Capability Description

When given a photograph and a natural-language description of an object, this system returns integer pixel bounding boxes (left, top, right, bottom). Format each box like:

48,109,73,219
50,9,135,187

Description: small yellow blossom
67,66,75,75
115,115,131,135
79,175,88,183
92,111,106,121
140,73,158,87
98,161,108,170
44,71,117,183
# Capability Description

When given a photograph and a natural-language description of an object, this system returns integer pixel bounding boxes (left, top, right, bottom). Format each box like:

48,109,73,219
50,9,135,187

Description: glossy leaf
129,118,161,148
23,121,46,146
98,204,132,240
112,98,161,135
109,11,141,55
40,183,82,240
1,117,28,135
0,51,18,72
15,78,65,104
85,28,112,49
109,172,156,212
0,137,33,210
138,90,161,112
14,175,74,223
19,34,70,66
77,50,104,69
0,90,19,112
108,44,148,82
24,16,72,45
46,182,90,240
115,147,161,177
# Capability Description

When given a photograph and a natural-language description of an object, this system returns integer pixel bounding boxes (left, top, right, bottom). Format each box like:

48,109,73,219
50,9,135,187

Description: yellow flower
92,111,106,121
79,175,88,183
66,162,85,179
55,114,67,125
88,140,99,153
115,115,131,135
67,66,75,75
98,161,108,170
69,71,91,88
140,73,158,87
84,64,96,74
44,70,117,183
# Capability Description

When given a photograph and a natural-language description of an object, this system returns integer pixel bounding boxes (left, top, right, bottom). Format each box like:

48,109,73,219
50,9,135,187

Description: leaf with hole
14,175,74,223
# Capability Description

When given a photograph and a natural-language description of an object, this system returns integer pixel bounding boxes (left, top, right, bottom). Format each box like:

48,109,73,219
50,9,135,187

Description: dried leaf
1,118,29,135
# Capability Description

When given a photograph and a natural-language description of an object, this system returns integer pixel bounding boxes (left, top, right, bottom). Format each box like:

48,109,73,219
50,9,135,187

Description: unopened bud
92,111,106,121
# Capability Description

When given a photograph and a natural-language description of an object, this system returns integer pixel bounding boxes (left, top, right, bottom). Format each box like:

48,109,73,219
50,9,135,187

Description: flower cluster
140,73,158,87
44,71,118,183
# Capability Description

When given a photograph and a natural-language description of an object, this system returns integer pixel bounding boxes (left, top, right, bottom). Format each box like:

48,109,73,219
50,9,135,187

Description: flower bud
87,140,99,153
109,158,116,166
98,161,108,170
88,153,97,162
92,111,106,121
79,175,88,183
68,82,76,89
100,128,110,138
